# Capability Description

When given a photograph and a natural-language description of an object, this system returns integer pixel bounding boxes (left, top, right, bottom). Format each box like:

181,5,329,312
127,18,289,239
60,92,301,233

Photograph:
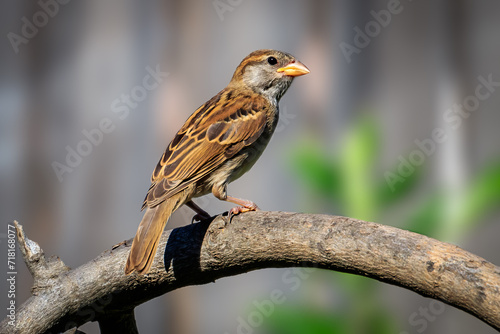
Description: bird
125,49,309,275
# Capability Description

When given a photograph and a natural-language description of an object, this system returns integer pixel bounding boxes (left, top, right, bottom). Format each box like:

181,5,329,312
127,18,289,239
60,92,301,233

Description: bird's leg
186,200,211,223
212,184,260,223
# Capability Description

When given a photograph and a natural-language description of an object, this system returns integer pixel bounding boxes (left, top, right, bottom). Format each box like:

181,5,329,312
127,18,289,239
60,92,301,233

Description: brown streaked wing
143,90,268,209
150,91,224,182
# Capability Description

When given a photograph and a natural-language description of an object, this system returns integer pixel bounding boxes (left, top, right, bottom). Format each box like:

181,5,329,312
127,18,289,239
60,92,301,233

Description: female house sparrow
125,49,309,275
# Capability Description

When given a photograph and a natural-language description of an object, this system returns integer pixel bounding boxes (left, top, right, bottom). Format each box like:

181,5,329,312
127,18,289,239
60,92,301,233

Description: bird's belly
228,133,271,183
196,133,272,196
211,144,265,187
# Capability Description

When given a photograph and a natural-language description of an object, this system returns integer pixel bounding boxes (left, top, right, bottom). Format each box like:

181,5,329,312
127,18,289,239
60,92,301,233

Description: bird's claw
112,240,127,250
224,203,260,224
191,212,212,224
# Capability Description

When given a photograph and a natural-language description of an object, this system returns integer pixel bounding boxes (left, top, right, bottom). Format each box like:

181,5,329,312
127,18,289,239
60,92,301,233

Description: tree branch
1,212,499,333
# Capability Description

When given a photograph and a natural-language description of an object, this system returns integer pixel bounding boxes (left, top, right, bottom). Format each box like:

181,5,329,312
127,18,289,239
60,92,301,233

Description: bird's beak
277,61,310,77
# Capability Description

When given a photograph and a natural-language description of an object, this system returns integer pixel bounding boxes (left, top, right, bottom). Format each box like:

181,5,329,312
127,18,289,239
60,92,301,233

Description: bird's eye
267,57,278,65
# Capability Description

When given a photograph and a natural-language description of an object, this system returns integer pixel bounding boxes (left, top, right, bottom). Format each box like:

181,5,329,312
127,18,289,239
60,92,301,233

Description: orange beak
277,61,310,77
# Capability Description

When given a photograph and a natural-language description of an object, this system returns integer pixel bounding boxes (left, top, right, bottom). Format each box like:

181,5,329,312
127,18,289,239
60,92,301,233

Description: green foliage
459,161,500,229
289,143,341,200
377,161,422,208
338,116,379,220
289,115,499,237
405,192,444,236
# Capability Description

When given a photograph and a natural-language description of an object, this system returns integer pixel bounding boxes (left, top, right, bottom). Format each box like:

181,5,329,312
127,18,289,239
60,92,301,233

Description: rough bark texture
1,212,499,334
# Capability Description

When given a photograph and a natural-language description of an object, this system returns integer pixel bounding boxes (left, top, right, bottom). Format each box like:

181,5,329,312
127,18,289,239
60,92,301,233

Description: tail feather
125,192,187,275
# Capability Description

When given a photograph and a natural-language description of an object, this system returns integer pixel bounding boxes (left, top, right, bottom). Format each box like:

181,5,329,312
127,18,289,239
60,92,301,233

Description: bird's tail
125,192,187,275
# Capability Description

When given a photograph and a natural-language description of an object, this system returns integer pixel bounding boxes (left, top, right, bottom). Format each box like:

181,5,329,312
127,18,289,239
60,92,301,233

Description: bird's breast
228,109,278,182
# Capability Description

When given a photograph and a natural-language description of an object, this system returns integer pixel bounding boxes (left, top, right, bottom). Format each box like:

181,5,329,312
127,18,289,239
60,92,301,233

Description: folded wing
142,90,268,210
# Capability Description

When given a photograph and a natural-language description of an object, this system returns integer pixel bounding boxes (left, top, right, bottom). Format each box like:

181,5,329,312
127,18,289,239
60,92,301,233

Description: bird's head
229,49,310,103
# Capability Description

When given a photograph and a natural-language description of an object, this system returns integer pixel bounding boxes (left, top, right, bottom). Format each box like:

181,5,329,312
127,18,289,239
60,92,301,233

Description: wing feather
142,89,268,210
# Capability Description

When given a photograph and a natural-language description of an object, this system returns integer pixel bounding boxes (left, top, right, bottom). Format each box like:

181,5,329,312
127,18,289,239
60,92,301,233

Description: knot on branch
14,221,70,294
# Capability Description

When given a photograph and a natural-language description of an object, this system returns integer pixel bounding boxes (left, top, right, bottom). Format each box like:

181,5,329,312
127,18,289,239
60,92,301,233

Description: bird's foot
226,200,260,224
191,211,212,224
187,200,212,224
229,203,260,215
111,240,127,250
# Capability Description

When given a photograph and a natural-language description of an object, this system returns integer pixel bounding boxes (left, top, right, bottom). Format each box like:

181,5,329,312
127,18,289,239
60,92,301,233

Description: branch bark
2,212,499,334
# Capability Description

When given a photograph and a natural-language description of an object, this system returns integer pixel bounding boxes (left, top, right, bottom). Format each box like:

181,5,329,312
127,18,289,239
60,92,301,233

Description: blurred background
1,0,500,333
